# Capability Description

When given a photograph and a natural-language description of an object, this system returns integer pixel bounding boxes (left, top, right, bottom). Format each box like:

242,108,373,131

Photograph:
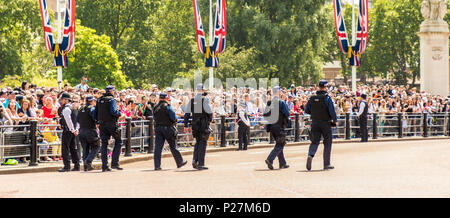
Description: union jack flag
193,0,227,68
193,0,207,54
212,0,226,54
333,0,368,67
38,0,76,68
38,0,54,52
60,0,76,53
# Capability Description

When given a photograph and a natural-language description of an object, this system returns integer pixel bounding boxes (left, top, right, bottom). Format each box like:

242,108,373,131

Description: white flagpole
351,0,357,93
208,0,214,90
57,0,63,91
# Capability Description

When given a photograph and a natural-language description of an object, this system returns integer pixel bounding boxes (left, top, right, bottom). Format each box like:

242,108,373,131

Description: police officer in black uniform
94,85,123,172
58,92,80,172
153,93,187,170
77,95,99,171
264,86,291,170
357,94,369,142
184,83,213,170
304,80,337,171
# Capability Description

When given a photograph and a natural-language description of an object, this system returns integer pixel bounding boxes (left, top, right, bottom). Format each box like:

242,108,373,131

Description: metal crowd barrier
1,112,449,166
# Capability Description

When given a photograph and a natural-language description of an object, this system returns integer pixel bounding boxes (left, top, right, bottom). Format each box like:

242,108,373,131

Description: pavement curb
0,136,448,175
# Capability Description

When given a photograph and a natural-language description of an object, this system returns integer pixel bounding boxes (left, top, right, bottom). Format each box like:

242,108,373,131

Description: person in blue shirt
304,80,337,171
264,86,291,170
152,93,187,171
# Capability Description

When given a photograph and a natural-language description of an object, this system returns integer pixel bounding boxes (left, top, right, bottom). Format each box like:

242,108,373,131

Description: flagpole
57,0,63,91
351,0,357,93
208,0,214,90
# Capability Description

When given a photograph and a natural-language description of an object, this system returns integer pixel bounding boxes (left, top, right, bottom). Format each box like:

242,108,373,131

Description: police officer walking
94,86,123,172
153,93,187,170
264,86,291,170
184,84,213,170
237,101,250,151
77,95,100,171
58,92,80,172
357,94,369,142
304,80,337,171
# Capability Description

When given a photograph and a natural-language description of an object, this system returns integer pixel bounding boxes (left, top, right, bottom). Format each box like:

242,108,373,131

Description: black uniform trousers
308,120,332,166
359,116,368,142
61,130,80,169
238,122,249,150
79,128,100,164
266,124,287,166
99,121,122,169
193,130,209,166
154,125,183,168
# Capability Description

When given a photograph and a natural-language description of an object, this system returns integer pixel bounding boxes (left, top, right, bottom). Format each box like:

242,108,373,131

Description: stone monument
418,0,449,96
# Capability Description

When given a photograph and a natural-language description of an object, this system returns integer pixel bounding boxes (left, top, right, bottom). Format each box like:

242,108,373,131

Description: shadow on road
175,169,204,173
141,169,171,172
254,168,281,171
297,169,327,173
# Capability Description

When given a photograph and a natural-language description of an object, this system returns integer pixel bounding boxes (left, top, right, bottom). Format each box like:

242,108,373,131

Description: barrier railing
1,112,449,166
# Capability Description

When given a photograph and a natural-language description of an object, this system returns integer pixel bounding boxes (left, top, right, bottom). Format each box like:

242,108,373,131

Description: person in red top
293,99,303,114
42,96,57,123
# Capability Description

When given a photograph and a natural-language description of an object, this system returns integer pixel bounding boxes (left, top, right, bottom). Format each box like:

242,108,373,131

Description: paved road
0,139,449,198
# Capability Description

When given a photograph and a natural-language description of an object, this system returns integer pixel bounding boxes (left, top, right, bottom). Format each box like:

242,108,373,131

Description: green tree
66,23,132,89
363,0,423,85
0,0,41,79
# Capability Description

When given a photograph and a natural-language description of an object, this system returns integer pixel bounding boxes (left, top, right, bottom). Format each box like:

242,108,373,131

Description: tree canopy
0,0,447,88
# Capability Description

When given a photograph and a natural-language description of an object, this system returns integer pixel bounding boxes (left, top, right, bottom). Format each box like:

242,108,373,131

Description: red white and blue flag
212,0,226,54
38,0,76,67
193,0,227,68
38,0,54,52
333,0,368,66
193,0,207,54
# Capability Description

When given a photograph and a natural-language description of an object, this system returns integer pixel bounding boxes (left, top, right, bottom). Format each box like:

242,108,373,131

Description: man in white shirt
237,100,250,151
75,77,89,92
357,94,369,142
57,93,80,172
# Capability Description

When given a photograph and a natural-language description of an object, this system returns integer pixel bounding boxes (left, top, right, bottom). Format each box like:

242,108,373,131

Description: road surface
0,139,449,198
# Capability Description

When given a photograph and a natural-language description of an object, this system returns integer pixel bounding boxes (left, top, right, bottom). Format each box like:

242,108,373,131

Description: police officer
94,85,123,172
304,80,337,171
153,93,187,170
357,94,369,142
184,83,213,170
264,86,291,170
58,92,80,172
77,95,100,171
237,101,250,151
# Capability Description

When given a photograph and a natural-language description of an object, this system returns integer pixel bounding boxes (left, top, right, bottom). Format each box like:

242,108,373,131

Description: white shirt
238,107,250,126
62,104,79,132
357,101,367,117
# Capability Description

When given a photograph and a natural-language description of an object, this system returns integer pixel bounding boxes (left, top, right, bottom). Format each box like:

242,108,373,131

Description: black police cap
105,85,115,92
318,80,328,87
60,92,71,100
85,95,96,102
159,93,168,99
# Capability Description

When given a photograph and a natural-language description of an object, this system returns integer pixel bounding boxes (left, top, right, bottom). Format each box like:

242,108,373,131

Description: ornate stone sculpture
421,0,447,21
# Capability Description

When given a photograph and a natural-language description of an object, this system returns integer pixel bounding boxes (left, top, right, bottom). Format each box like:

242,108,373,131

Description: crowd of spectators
0,78,449,163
